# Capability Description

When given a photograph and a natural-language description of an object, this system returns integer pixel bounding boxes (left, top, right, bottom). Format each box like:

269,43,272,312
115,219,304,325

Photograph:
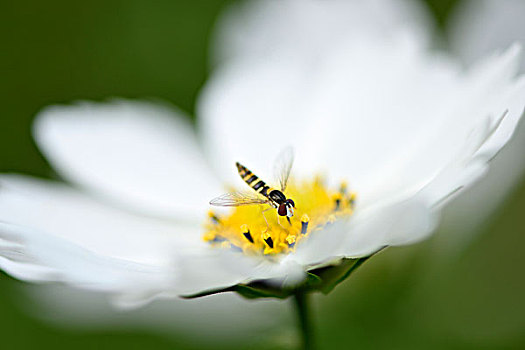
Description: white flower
0,0,524,327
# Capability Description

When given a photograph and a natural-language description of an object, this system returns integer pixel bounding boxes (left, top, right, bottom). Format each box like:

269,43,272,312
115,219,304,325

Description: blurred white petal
0,176,291,340
200,0,434,182
440,0,525,244
0,223,177,300
202,13,525,212
199,54,320,182
0,175,198,264
34,99,222,220
294,33,460,200
26,285,292,345
369,46,525,204
449,0,525,71
211,0,432,64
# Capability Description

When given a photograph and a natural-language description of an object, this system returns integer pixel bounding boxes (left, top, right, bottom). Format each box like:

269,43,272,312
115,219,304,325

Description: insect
209,148,296,224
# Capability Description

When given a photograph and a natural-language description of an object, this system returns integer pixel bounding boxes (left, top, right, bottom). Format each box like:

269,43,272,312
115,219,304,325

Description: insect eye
278,203,287,216
287,199,295,208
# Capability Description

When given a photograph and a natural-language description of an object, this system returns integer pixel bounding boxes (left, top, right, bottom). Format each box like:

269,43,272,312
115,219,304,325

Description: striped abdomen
236,162,272,197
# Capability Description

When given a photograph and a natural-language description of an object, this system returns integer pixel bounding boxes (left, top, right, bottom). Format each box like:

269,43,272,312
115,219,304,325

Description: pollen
203,177,356,256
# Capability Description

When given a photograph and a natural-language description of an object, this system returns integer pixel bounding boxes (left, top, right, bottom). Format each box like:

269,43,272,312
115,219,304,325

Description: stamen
301,214,310,235
210,235,226,243
262,231,274,248
349,193,356,208
333,193,342,211
203,231,214,241
241,224,254,243
208,210,221,224
286,235,296,248
340,181,348,195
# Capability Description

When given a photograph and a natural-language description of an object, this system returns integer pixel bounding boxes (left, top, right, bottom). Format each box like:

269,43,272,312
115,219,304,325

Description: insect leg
277,215,283,228
261,206,272,230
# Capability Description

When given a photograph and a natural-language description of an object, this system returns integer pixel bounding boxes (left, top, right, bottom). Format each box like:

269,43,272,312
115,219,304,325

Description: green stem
293,292,315,350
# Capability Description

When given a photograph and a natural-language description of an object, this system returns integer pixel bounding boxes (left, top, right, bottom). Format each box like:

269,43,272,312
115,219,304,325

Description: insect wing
274,147,295,192
209,192,269,207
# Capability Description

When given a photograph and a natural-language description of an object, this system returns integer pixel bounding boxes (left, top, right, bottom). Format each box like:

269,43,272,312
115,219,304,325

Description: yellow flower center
203,177,356,255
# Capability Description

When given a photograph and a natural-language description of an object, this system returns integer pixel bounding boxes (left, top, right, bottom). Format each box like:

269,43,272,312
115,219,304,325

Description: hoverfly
209,148,296,224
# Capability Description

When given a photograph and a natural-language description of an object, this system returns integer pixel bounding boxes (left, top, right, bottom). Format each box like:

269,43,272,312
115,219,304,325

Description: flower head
205,172,355,256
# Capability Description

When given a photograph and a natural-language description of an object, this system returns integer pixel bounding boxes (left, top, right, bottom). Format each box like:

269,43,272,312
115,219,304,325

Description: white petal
439,117,525,249
292,47,525,263
199,56,321,182
200,0,434,183
34,99,221,220
211,0,432,64
305,44,524,208
291,58,524,266
449,0,525,72
176,248,305,295
0,175,197,264
298,66,523,264
26,285,292,345
204,0,525,216
0,175,291,336
292,195,438,265
441,0,525,242
295,33,461,195
375,47,525,206
0,223,177,298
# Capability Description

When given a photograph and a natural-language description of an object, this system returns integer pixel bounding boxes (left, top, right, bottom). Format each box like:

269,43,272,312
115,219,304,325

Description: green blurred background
2,0,525,349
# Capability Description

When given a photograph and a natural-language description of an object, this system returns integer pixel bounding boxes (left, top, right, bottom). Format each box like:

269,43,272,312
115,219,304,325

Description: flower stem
293,291,315,350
